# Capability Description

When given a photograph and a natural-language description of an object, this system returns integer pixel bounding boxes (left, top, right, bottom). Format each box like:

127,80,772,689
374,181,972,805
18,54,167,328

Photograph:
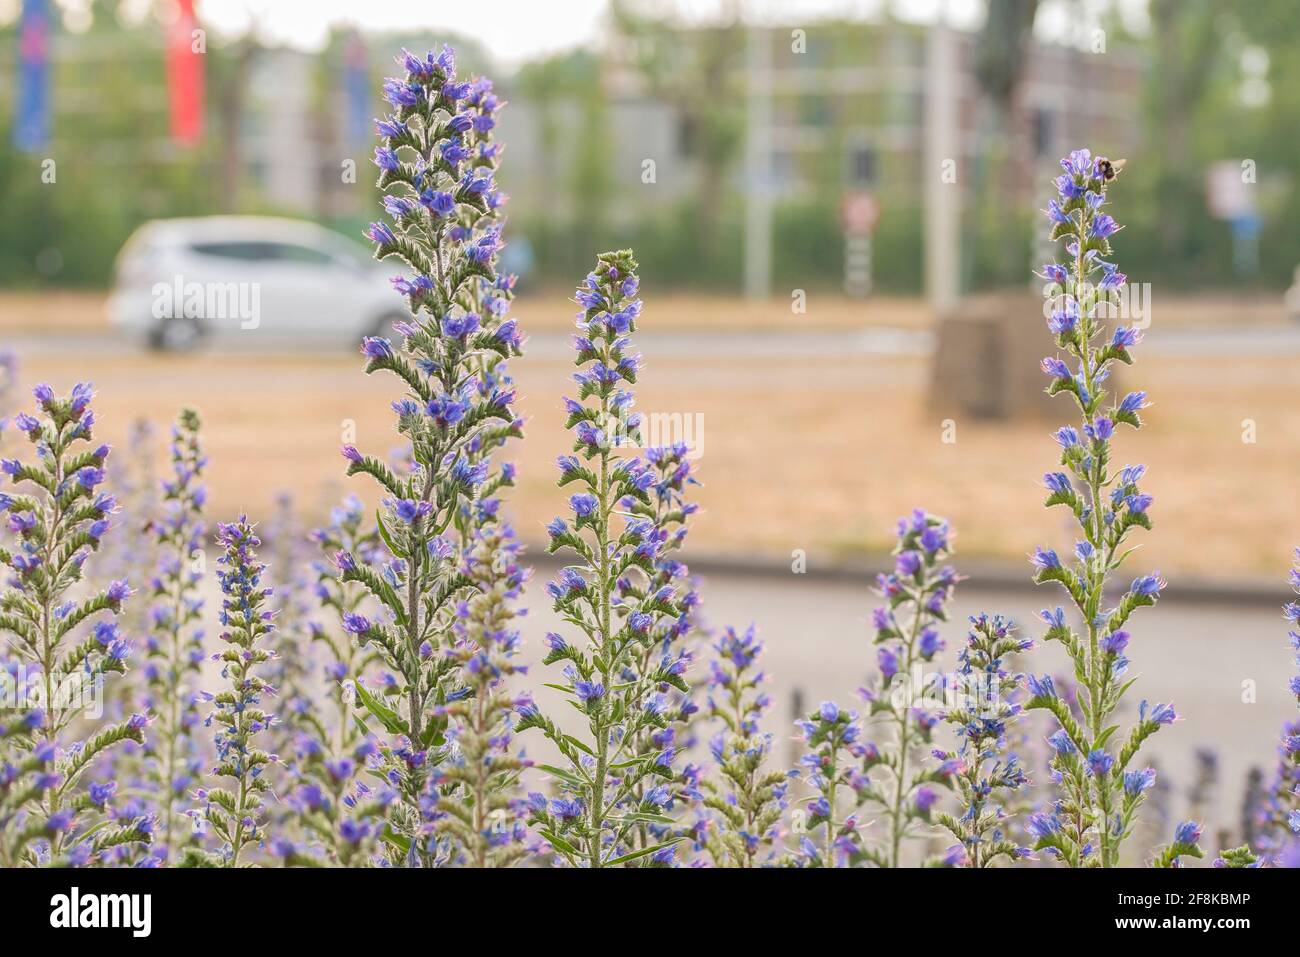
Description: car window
189,241,335,265
190,241,268,261
268,243,335,265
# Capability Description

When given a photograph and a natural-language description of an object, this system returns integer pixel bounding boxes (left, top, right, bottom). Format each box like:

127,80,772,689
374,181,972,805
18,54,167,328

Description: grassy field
6,305,1297,581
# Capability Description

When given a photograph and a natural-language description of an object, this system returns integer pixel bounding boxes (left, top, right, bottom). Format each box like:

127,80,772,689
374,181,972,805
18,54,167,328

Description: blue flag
343,31,370,145
14,0,51,152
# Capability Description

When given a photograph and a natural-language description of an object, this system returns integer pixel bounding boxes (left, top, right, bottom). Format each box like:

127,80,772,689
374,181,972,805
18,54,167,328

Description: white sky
0,0,1150,65
192,0,989,63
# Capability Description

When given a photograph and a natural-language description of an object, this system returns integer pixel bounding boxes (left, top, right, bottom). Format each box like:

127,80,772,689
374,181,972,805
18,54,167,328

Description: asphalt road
6,323,1300,359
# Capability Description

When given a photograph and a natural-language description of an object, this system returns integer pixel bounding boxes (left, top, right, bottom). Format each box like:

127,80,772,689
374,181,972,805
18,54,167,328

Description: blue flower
1131,573,1166,597
1027,812,1062,838
1043,199,1069,225
1040,606,1066,629
569,493,598,519
1030,547,1061,571
1038,262,1068,284
1041,356,1071,379
1054,426,1080,448
422,190,456,217
365,222,397,245
381,78,420,107
1043,472,1072,495
361,336,392,360
1118,464,1146,486
1173,821,1202,845
1047,730,1076,754
1140,700,1177,726
551,798,584,821
375,116,407,139
1086,749,1114,777
1118,391,1148,414
342,613,371,635
1100,630,1129,655
1048,300,1079,335
1124,493,1153,514
1111,326,1142,350
1062,148,1092,177
1090,213,1121,238
373,146,400,171
1123,768,1157,796
1026,674,1056,699
1085,417,1114,442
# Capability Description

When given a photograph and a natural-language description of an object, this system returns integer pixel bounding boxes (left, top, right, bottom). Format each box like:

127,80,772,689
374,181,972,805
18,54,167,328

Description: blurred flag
343,30,370,145
14,0,51,153
167,0,204,145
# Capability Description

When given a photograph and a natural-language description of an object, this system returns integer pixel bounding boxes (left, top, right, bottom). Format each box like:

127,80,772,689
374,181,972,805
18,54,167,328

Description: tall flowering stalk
857,511,959,867
445,71,520,550
192,518,277,866
520,250,692,868
936,613,1032,867
794,701,868,867
0,383,150,865
343,43,522,865
620,441,701,850
431,522,530,866
698,624,788,867
1029,149,1175,867
140,408,207,861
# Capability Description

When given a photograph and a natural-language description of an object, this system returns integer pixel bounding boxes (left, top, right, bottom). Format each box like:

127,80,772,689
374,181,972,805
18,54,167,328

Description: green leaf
538,828,580,859
1094,725,1120,750
562,735,594,757
609,812,676,827
355,682,408,736
603,838,680,867
375,510,402,557
537,764,587,789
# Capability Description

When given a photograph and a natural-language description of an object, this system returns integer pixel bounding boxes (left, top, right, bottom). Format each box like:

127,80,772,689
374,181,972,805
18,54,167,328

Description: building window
848,141,876,187
1032,108,1054,158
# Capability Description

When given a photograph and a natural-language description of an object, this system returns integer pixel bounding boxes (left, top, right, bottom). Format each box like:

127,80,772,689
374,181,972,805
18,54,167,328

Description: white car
107,216,405,350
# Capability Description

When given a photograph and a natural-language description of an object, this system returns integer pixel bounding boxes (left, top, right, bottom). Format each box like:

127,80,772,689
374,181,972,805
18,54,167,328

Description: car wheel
147,316,204,352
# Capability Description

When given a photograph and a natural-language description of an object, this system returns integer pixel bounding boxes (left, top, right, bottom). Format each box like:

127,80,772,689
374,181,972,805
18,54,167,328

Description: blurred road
7,324,1300,359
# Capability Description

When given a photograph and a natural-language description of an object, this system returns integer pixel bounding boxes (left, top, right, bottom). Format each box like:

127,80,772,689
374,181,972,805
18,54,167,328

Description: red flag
167,0,203,145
